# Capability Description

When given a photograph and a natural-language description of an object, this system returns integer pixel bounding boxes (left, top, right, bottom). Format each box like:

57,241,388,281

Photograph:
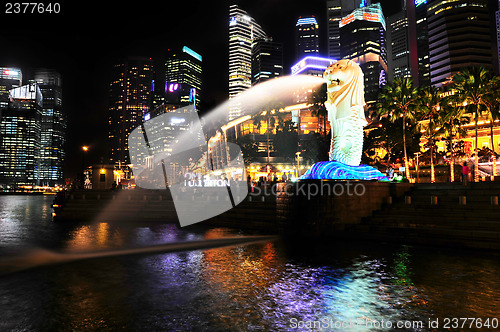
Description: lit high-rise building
108,56,154,165
228,4,267,120
164,46,202,108
427,0,493,87
386,1,427,85
34,69,66,187
291,56,336,77
0,68,22,110
251,37,283,85
415,0,430,86
296,16,320,61
387,9,412,82
326,0,371,60
0,83,43,188
340,2,387,104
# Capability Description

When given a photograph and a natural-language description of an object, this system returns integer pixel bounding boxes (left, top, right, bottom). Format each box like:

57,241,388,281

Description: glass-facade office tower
427,0,492,86
327,0,371,60
164,46,202,108
340,2,387,104
229,4,267,120
0,83,43,187
387,0,428,85
34,69,66,187
415,0,430,86
251,37,283,86
387,10,412,82
295,17,320,61
108,56,154,165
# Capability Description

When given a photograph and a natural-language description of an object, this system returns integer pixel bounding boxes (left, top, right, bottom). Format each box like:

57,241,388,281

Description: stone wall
276,181,412,237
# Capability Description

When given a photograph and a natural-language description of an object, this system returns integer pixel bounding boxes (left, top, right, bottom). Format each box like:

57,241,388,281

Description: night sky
0,0,401,177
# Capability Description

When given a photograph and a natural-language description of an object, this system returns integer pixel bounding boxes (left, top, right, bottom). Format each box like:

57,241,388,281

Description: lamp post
414,152,421,183
296,151,301,178
82,146,89,188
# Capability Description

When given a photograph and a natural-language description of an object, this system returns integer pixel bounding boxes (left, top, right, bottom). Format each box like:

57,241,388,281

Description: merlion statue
300,59,388,181
323,59,367,166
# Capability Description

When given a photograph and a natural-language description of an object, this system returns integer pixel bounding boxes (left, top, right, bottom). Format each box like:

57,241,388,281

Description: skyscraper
34,69,66,187
164,46,202,108
0,68,22,110
427,0,493,86
229,4,267,120
326,0,371,60
496,0,500,73
387,10,412,82
386,0,425,85
108,56,154,165
251,37,283,86
0,83,43,188
415,0,430,86
295,17,320,60
340,2,387,104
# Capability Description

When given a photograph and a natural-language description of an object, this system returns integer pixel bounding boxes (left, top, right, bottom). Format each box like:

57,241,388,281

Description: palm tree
417,86,443,183
439,101,469,182
308,83,328,135
482,76,500,176
377,77,421,180
451,66,494,182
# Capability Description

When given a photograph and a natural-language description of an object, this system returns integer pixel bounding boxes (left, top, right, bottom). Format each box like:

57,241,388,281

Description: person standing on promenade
462,162,470,186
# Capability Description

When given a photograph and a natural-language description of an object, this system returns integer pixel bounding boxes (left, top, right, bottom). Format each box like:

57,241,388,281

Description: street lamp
296,151,301,178
81,146,89,188
82,146,89,168
414,152,421,183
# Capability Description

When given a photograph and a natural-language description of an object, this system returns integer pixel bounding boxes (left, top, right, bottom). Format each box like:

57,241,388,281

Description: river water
0,195,499,331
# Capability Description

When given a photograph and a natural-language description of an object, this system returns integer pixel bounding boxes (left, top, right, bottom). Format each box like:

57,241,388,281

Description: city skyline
0,0,497,178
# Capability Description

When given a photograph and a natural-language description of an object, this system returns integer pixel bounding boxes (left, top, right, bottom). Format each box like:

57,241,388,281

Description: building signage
339,3,386,30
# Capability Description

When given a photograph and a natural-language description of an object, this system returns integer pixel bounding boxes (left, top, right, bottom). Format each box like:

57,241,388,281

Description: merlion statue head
323,59,365,109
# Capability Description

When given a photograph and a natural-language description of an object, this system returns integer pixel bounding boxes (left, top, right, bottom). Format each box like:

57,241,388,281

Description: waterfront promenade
53,181,500,251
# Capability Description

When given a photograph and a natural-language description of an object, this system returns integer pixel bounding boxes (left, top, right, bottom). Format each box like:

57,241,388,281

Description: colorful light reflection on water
0,195,499,331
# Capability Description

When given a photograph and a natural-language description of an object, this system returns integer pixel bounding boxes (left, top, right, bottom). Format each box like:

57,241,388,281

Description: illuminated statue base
300,161,389,181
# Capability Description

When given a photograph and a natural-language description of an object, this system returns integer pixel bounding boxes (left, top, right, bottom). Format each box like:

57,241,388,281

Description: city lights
0,2,500,330
291,56,336,76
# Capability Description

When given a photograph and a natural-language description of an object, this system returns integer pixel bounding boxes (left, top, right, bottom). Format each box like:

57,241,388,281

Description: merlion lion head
323,59,365,108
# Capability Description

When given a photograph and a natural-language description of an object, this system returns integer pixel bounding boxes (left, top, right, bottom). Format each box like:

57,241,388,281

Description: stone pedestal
276,180,412,237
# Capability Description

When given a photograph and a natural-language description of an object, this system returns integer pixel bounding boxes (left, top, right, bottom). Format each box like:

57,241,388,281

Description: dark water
0,195,499,331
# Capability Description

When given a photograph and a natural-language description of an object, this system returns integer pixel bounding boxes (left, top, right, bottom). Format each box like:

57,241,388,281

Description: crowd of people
247,172,293,190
